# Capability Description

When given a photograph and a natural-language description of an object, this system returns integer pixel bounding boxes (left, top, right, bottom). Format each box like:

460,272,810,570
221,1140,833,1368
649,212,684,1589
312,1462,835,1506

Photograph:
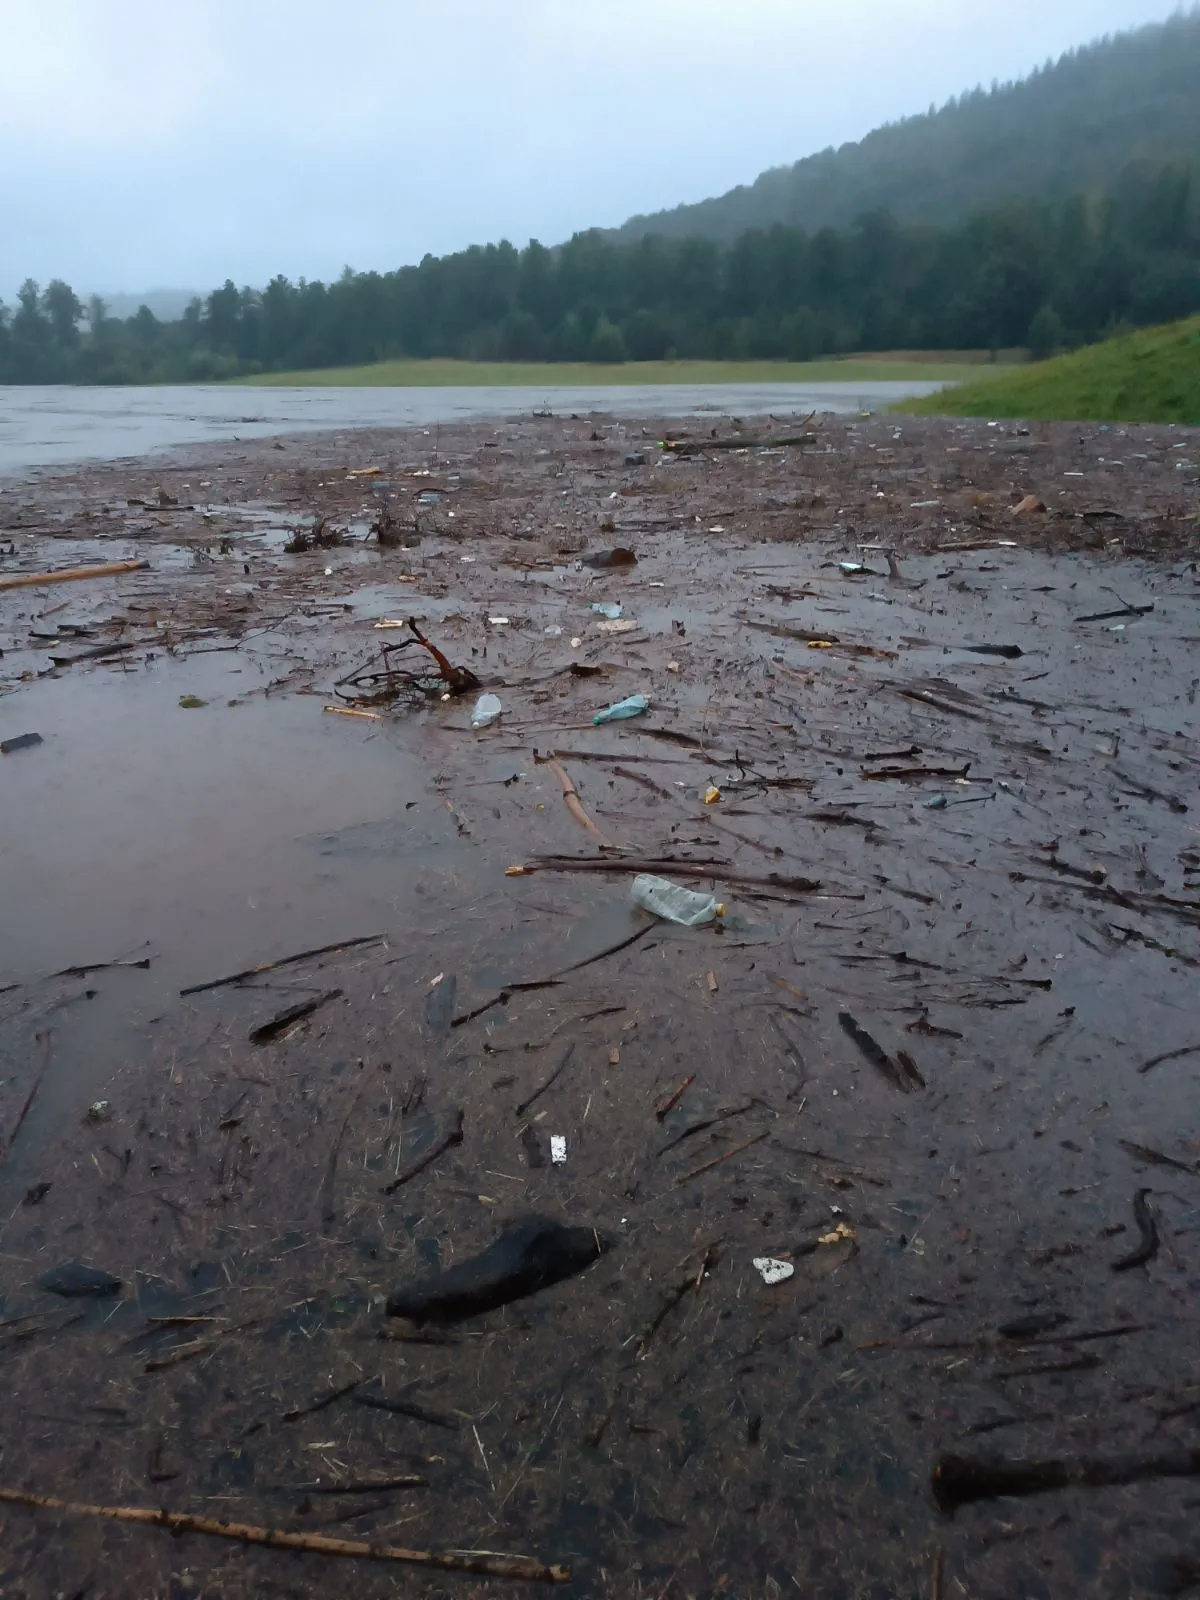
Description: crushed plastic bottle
631,874,724,926
471,693,502,729
589,601,622,620
593,693,649,725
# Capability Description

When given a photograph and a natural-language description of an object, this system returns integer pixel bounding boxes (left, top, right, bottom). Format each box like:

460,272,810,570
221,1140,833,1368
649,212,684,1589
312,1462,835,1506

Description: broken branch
0,1486,569,1581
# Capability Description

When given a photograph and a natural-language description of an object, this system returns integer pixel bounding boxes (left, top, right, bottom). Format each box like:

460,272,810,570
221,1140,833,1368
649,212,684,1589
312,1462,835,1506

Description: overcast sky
0,0,1187,302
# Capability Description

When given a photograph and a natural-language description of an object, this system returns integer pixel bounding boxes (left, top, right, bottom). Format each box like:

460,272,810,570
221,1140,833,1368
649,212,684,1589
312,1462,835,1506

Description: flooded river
0,379,949,472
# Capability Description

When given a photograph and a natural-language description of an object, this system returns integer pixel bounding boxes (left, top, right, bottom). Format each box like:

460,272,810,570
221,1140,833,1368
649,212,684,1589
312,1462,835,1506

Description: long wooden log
0,559,149,591
0,1486,570,1581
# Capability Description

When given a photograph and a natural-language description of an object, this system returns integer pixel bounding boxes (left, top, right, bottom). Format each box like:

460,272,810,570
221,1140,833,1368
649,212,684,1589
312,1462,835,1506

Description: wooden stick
383,1107,464,1194
323,705,383,721
0,1486,570,1581
544,759,611,843
0,559,148,592
654,1074,695,1121
675,1130,769,1186
180,935,385,997
515,1043,575,1119
0,1032,51,1169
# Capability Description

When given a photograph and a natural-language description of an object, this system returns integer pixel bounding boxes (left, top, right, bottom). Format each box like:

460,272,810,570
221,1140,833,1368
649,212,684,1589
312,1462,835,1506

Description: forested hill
608,9,1200,246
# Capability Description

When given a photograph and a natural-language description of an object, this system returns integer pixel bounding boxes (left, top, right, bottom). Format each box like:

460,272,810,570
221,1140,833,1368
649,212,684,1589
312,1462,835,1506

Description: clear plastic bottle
631,874,724,926
471,693,502,729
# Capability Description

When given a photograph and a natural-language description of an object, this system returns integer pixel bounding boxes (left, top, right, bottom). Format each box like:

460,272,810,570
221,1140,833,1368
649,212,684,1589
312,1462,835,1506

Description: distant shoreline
235,354,1018,389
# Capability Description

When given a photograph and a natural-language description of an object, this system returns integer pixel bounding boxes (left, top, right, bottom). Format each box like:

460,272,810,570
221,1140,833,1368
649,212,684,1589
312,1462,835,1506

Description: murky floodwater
0,379,949,473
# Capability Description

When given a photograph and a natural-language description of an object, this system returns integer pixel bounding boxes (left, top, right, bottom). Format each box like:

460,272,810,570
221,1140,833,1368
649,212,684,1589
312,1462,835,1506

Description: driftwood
0,559,149,592
663,431,816,457
249,988,342,1044
0,1486,569,1580
383,1107,464,1194
933,1448,1200,1512
542,759,610,843
180,935,385,996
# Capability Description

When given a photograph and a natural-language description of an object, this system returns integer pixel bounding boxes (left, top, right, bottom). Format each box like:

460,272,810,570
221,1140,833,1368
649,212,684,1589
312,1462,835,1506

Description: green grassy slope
238,354,1010,388
609,11,1200,244
898,318,1200,424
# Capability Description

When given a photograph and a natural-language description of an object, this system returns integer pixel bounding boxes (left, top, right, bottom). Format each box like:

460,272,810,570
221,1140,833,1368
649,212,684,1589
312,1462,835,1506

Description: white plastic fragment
550,1135,568,1166
753,1257,795,1286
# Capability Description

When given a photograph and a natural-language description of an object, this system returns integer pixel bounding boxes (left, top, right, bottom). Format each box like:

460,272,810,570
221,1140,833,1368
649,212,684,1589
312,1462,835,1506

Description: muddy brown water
0,412,1198,1598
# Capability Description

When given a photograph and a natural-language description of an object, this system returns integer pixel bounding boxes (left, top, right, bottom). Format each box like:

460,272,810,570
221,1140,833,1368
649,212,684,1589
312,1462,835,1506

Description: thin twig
0,1486,568,1581
674,1130,769,1186
180,935,385,997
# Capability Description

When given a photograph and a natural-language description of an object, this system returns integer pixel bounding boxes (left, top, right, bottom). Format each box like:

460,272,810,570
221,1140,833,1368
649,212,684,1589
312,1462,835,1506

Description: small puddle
0,654,457,1168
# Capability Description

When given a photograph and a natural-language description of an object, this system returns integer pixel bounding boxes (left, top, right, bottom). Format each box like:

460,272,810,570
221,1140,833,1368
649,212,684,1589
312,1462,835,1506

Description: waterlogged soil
1,410,1199,1599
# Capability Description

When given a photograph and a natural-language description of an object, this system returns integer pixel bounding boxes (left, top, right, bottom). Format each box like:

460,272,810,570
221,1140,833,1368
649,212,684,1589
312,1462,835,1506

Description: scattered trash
631,874,724,926
544,625,563,637
926,794,949,810
0,732,42,755
38,1262,122,1298
471,693,502,729
704,785,721,805
85,1101,111,1124
753,1257,795,1285
1012,494,1047,515
505,865,527,877
593,694,649,724
177,695,207,709
667,660,681,673
624,453,647,467
595,618,637,634
817,1221,857,1246
385,1217,609,1322
416,491,441,505
963,644,1024,658
589,601,623,620
550,1135,568,1165
488,615,510,627
582,548,637,569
